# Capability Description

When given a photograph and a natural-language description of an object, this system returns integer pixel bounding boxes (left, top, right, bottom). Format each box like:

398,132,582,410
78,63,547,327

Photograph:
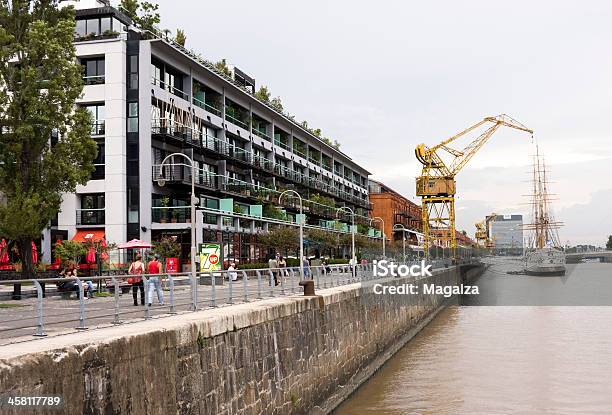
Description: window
151,60,163,87
75,20,86,37
86,18,100,36
127,102,138,133
128,55,138,90
83,104,105,135
100,17,111,34
91,141,105,180
81,57,105,84
79,193,105,225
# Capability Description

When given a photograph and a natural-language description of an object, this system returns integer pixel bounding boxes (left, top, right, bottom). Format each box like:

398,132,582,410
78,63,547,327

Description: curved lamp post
369,216,385,258
157,152,199,310
336,207,355,269
278,190,304,280
393,223,407,263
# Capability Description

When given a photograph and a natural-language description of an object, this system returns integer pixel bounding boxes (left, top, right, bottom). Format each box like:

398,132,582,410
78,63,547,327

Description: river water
335,258,612,414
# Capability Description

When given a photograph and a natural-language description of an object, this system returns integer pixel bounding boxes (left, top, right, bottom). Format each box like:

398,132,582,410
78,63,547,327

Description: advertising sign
199,243,221,273
165,257,179,273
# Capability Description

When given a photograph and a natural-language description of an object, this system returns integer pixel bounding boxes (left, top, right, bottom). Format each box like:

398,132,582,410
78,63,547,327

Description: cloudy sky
150,0,612,245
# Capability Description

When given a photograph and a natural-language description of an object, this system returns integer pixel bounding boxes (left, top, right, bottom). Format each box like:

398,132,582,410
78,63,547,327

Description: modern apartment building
368,180,422,247
47,0,372,264
489,214,523,255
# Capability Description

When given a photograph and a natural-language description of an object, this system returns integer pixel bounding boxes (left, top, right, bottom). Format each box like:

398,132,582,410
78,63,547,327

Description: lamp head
157,179,166,187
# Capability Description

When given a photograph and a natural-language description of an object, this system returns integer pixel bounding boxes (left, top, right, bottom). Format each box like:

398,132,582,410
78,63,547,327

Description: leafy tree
119,0,160,34
175,28,186,47
263,204,286,220
259,226,299,254
270,96,283,112
255,85,270,102
214,58,232,78
607,235,612,250
306,229,336,250
54,241,87,266
0,1,97,278
152,236,180,265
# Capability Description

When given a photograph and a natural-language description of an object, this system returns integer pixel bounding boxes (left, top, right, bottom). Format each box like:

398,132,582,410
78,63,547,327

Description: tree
0,1,97,278
175,28,186,47
152,236,180,267
54,241,87,266
306,229,336,256
119,0,160,34
214,59,232,78
607,235,612,250
258,226,299,254
255,85,270,102
270,96,283,113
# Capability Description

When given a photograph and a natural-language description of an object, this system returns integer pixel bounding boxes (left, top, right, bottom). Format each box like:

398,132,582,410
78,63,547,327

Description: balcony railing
293,148,307,159
152,206,191,223
151,77,189,100
274,140,290,151
91,164,105,180
152,164,218,189
91,121,105,136
83,75,105,85
252,155,274,171
76,208,105,226
225,112,249,130
192,97,222,117
252,128,271,141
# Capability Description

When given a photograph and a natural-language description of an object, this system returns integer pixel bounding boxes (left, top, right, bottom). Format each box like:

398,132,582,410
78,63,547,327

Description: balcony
252,128,271,141
151,77,189,101
225,112,248,130
83,75,105,85
252,155,274,172
152,206,191,223
76,209,105,226
91,121,105,136
152,164,218,189
193,97,222,117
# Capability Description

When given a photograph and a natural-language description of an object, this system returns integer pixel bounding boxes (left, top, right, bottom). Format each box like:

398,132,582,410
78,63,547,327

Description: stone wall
0,265,482,415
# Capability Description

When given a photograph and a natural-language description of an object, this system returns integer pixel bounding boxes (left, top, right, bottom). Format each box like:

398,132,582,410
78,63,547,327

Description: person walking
268,254,278,286
146,254,164,306
302,256,311,279
128,254,145,306
277,255,287,283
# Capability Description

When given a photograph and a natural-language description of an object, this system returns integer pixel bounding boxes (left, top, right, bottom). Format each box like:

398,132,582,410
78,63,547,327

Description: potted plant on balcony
160,196,170,223
171,209,180,223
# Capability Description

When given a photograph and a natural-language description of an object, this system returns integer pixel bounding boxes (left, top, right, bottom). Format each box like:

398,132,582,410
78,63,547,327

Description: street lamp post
370,216,385,258
336,207,355,272
157,153,199,310
278,190,304,280
393,224,407,263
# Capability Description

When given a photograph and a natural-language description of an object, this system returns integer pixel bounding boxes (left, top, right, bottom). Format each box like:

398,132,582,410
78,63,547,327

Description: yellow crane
475,220,488,247
415,115,533,258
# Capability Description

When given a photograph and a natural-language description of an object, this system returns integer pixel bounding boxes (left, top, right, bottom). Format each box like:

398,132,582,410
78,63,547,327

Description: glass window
113,18,125,32
86,19,99,36
128,118,138,133
81,193,105,209
75,20,87,37
130,56,138,73
128,102,138,117
100,17,111,34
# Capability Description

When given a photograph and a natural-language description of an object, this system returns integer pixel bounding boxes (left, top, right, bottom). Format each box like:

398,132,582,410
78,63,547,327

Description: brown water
335,260,612,414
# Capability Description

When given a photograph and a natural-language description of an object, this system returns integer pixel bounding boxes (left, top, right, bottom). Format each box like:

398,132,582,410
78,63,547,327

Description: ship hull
524,248,566,276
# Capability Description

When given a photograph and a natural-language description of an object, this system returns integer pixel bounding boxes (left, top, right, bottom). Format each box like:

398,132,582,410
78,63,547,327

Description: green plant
175,28,186,47
160,196,170,207
54,241,87,265
0,2,97,278
214,59,232,78
258,227,299,253
255,85,270,102
263,204,286,220
153,236,181,262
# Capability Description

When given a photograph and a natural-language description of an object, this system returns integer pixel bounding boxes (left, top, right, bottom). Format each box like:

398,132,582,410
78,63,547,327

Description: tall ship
523,147,566,276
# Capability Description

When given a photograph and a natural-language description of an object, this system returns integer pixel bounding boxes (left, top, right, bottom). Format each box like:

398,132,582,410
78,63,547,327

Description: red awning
72,230,105,243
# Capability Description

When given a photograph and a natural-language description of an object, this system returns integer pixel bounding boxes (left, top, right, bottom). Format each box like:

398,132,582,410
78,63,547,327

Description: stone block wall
0,266,475,415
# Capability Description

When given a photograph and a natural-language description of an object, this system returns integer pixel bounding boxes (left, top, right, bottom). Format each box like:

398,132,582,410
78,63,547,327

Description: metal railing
0,261,463,345
76,208,105,226
192,96,222,116
83,75,105,85
91,121,105,136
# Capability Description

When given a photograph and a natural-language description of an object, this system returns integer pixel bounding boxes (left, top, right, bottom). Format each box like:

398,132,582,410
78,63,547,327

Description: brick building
368,180,422,246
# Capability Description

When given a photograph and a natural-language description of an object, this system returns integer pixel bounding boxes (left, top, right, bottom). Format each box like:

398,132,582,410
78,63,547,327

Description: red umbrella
86,246,96,264
31,241,38,264
0,239,9,265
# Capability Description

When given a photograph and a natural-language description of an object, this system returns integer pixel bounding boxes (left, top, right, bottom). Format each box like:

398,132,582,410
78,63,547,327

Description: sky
145,0,612,246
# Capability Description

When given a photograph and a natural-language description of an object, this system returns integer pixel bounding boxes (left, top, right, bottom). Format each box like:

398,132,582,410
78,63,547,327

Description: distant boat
523,146,566,276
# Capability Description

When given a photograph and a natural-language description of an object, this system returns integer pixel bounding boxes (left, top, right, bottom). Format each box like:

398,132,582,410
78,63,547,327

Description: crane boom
415,115,532,258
